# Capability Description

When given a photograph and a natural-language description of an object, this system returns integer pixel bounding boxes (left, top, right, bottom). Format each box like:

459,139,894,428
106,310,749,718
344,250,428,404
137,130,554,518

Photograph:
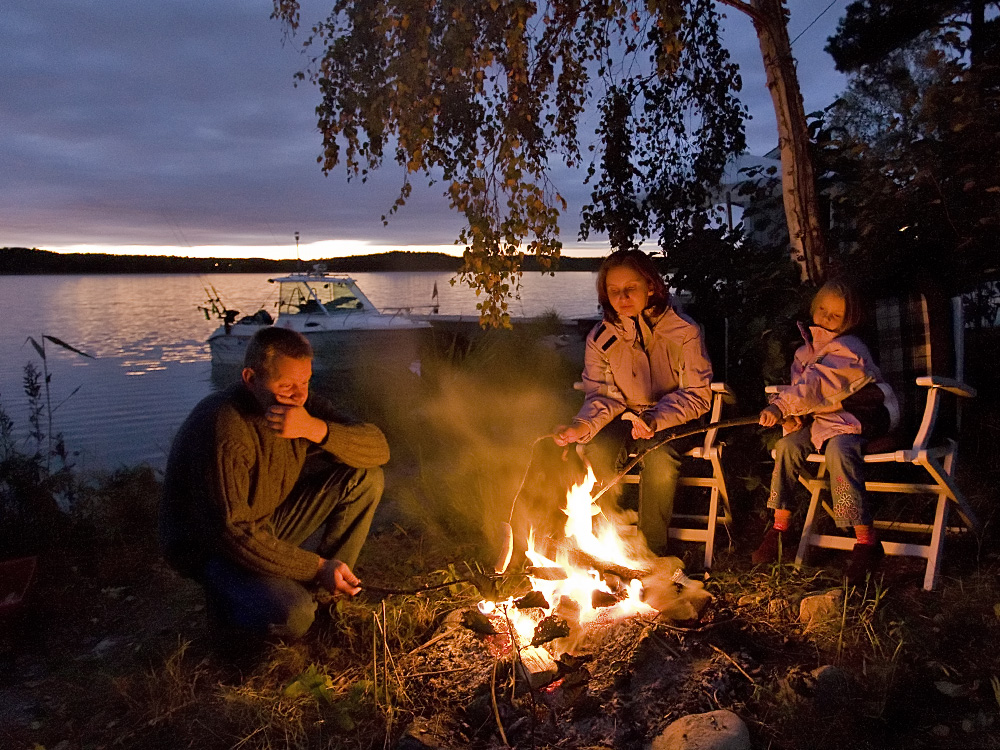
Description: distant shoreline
0,247,602,275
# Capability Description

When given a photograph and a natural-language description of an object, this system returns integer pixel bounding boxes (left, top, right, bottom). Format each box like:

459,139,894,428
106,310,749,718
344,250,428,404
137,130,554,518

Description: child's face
812,289,847,332
605,266,651,318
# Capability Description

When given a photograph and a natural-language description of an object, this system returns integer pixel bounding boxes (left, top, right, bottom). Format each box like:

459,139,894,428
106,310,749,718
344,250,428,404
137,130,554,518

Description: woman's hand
553,422,589,446
622,412,654,440
782,415,804,432
758,404,783,428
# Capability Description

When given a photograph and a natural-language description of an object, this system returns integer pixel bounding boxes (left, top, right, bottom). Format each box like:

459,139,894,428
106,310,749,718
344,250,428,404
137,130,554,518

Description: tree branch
716,0,763,26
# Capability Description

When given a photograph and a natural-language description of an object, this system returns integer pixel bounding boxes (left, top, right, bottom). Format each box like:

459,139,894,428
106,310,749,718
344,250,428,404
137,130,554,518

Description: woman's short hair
243,327,313,377
596,249,670,323
812,279,863,334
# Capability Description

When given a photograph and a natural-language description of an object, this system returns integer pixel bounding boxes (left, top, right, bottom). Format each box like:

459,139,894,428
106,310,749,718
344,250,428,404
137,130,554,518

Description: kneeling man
160,327,388,640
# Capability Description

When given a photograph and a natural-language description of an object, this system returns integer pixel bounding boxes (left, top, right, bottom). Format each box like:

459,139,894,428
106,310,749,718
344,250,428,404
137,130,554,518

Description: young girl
554,249,714,556
754,280,899,583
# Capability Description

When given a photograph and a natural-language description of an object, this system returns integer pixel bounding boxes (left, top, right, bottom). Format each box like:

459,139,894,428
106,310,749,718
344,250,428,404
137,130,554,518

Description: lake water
0,271,600,472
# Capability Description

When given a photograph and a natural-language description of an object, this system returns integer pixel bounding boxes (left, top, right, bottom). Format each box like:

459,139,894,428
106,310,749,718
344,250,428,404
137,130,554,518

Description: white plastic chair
621,382,736,569
770,294,978,590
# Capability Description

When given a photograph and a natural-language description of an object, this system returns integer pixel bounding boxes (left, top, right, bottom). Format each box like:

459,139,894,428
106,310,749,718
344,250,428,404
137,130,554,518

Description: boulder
650,709,750,750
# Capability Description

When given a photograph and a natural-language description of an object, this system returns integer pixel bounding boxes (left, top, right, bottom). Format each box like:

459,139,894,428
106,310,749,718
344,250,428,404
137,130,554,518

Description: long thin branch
715,0,762,26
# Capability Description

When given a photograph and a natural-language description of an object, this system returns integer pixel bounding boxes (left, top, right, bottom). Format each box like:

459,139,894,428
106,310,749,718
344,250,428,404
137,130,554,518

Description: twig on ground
491,658,509,746
404,666,476,679
406,624,461,656
709,643,755,684
647,629,682,659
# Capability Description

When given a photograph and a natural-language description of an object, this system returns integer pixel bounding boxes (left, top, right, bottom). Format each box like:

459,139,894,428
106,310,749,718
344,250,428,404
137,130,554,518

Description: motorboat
206,267,433,371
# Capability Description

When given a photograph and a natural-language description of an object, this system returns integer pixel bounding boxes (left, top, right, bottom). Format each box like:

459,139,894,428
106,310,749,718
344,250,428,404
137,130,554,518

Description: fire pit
468,465,713,687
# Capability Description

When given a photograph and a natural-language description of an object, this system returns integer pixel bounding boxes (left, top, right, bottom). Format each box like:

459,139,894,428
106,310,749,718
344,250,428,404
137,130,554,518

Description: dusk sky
2,0,848,261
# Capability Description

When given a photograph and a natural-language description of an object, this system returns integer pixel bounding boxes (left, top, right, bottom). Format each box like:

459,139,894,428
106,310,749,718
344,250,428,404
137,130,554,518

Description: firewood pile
394,595,749,749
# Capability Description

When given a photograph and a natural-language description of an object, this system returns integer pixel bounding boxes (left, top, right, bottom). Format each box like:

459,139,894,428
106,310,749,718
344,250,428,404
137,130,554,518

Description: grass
3,320,1000,750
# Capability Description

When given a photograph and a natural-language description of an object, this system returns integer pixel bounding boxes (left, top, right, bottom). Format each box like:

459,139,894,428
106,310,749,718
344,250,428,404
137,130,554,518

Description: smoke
387,330,582,565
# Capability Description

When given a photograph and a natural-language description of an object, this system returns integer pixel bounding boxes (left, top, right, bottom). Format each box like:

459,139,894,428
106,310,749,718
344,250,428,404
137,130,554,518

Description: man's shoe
845,541,885,586
751,527,787,565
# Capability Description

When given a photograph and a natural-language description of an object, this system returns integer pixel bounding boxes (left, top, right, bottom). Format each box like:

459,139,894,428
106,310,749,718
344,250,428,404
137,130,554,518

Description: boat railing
381,304,441,317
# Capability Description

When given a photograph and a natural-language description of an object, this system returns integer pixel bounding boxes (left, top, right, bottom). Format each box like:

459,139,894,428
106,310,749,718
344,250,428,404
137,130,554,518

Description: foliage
817,8,1000,297
272,0,745,325
825,0,991,73
0,339,94,557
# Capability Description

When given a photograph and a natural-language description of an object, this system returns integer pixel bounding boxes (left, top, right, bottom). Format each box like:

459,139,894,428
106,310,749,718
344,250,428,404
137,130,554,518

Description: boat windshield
278,278,366,315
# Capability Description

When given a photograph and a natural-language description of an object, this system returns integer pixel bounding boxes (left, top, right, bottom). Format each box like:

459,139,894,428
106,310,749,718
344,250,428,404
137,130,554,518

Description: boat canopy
270,274,378,316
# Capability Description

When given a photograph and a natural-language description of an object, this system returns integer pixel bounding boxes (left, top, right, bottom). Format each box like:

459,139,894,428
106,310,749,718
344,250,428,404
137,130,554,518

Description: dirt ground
2,502,1000,750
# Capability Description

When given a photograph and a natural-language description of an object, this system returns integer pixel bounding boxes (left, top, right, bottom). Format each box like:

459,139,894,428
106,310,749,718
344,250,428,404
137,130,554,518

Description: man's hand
554,422,589,446
317,558,361,597
758,404,783,428
265,403,328,442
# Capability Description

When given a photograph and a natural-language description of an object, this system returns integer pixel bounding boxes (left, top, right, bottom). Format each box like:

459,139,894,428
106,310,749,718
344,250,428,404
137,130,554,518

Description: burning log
525,566,569,580
518,645,559,689
461,609,499,636
566,549,650,583
515,590,550,610
531,615,571,647
591,590,619,609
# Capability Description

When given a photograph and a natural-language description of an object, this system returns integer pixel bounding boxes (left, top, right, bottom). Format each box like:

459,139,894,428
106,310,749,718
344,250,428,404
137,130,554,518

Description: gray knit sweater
159,384,389,581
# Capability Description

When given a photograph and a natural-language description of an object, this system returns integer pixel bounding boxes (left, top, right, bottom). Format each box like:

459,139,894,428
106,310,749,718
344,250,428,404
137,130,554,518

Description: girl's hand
554,423,589,446
782,415,804,432
758,404,783,427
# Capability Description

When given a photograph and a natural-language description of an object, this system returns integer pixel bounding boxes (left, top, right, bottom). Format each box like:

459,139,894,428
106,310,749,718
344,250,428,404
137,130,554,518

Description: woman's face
812,289,847,332
605,265,651,318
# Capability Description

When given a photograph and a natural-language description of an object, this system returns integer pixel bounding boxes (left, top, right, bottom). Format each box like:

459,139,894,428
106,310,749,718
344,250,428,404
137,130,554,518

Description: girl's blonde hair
596,249,670,324
811,279,863,334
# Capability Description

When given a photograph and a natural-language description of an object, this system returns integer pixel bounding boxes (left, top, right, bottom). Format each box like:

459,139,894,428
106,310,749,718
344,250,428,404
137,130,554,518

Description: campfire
468,464,714,687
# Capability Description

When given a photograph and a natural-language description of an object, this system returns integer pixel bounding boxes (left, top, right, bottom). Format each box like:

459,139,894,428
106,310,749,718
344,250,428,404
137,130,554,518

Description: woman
555,249,713,556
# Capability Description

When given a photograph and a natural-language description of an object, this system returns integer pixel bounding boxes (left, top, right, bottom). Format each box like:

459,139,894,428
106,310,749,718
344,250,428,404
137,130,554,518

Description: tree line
0,247,602,275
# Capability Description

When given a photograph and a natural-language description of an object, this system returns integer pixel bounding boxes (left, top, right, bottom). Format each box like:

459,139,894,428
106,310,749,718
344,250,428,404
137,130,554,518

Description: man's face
243,354,312,409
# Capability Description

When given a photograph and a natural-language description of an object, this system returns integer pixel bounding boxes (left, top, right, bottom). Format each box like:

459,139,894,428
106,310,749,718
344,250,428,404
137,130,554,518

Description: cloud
1,0,847,257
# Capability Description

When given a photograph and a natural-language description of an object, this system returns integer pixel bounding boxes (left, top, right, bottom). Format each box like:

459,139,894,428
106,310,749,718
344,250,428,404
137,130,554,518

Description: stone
394,718,450,749
798,590,843,629
650,709,750,750
767,598,791,620
809,665,851,713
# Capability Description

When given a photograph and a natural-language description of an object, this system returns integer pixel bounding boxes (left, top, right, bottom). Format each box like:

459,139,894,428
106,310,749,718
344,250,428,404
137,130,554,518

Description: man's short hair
243,327,313,377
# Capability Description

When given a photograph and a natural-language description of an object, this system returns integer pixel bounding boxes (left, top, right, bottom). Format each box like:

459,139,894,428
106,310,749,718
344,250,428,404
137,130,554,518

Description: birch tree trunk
719,0,827,284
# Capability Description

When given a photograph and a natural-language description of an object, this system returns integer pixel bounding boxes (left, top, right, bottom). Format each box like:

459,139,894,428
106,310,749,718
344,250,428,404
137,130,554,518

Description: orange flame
481,465,671,657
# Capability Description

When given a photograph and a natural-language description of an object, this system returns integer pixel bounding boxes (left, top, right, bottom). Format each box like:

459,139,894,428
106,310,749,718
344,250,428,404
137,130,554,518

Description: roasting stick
494,433,555,574
589,414,760,504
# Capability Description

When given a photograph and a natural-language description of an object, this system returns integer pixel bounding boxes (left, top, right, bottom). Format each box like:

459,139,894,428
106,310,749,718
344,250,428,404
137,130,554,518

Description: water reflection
0,271,598,471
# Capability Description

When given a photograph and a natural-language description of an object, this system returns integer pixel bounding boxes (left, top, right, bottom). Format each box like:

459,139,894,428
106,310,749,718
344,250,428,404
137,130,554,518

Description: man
160,327,389,640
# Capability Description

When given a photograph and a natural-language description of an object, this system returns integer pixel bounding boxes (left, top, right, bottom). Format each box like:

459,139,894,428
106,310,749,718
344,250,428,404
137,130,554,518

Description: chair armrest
710,381,736,403
915,376,976,398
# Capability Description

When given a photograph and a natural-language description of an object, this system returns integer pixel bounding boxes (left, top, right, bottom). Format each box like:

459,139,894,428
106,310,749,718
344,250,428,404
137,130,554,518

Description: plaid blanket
870,292,958,438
